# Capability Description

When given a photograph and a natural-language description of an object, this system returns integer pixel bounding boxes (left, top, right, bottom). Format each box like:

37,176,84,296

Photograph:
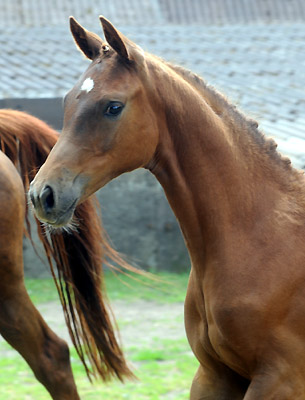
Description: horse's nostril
40,185,55,212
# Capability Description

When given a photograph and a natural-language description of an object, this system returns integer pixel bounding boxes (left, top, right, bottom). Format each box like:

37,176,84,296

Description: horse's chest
185,281,251,377
185,267,260,376
205,292,265,377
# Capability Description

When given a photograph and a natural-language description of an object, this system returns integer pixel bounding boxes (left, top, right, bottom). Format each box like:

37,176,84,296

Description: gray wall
97,170,190,273
14,98,190,277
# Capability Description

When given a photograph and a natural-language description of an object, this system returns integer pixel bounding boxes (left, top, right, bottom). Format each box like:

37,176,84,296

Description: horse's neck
147,61,296,264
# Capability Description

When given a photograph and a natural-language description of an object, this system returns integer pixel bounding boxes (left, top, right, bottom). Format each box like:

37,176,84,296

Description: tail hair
0,109,135,380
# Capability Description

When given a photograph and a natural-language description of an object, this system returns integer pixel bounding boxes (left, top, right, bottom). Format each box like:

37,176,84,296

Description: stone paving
1,0,305,27
0,0,304,167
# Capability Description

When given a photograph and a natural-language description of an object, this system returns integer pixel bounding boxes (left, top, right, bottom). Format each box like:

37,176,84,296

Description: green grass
24,278,60,304
25,270,190,304
0,272,198,399
0,340,197,400
104,270,190,303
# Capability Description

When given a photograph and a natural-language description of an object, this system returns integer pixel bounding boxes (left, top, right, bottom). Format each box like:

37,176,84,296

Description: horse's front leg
190,361,248,400
185,270,248,400
244,368,305,400
0,282,80,400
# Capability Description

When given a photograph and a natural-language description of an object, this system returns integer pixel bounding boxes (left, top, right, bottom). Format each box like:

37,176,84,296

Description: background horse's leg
0,152,80,400
0,284,80,400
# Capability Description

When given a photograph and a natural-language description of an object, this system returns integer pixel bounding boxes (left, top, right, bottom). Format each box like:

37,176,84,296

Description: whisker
42,216,79,235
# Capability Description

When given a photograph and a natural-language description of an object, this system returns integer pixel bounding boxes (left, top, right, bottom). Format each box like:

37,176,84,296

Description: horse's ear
70,16,103,60
99,16,129,60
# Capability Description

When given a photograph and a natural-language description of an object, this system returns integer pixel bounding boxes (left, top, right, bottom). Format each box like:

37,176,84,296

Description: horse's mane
163,61,299,175
0,109,140,381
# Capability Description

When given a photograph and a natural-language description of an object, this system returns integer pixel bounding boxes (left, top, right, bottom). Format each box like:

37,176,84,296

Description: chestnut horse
30,17,305,399
0,109,134,399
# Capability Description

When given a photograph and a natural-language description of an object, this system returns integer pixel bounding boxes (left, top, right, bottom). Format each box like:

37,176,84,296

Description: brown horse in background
0,109,134,399
30,17,305,400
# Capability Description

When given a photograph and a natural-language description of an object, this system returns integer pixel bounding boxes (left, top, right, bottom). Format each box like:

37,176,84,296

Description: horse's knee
34,332,79,399
35,332,71,383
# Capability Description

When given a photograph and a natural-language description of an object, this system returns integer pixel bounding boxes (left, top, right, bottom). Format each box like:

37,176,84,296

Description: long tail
0,109,135,381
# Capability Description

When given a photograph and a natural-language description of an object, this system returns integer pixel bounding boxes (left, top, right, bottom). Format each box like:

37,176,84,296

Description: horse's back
0,150,24,200
0,151,25,285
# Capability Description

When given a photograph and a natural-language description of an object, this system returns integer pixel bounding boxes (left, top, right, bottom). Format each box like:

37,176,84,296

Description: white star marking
81,77,94,93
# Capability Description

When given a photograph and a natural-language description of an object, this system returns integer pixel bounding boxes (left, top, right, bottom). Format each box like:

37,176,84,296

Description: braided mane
164,61,298,174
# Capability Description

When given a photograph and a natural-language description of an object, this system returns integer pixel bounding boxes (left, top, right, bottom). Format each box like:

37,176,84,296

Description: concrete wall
6,98,190,277
97,169,190,273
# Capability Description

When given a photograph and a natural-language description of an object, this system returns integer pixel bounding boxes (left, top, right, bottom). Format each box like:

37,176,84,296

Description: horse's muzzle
29,180,78,227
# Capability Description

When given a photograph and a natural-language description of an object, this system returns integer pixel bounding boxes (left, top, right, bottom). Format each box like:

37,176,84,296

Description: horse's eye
104,102,124,117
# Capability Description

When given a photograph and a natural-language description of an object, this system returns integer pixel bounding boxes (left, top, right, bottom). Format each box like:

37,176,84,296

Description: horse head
30,17,159,227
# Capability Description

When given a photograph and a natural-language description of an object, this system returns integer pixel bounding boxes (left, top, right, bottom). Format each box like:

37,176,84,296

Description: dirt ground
0,299,187,356
35,299,186,350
